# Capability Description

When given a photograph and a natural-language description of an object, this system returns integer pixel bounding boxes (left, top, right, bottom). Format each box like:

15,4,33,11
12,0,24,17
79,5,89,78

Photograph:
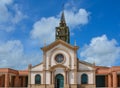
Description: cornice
32,62,43,68
41,39,79,52
78,59,94,67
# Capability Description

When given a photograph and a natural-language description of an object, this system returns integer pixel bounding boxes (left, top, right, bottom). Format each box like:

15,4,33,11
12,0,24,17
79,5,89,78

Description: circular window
55,54,64,63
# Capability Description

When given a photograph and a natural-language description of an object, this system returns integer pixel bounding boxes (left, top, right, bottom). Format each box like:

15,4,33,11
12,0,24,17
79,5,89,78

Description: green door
55,74,64,88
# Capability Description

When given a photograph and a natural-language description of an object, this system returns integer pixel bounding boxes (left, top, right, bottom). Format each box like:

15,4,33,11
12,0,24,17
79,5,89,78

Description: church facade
0,12,120,88
28,12,120,88
28,11,95,88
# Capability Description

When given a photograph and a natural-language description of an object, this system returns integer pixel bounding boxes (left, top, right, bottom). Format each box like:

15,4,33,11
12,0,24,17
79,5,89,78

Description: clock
55,54,64,63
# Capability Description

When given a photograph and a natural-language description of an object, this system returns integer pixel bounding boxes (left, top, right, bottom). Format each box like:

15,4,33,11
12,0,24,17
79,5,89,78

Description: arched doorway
55,74,64,88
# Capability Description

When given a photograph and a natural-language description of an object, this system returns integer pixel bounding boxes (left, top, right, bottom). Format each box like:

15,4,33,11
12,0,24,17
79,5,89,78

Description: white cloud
0,0,13,4
65,9,89,27
0,0,26,32
0,40,41,70
30,17,59,44
30,8,89,44
80,35,120,66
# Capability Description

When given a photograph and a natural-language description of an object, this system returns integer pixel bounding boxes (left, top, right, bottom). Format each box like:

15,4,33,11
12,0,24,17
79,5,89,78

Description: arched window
81,74,88,84
35,74,41,84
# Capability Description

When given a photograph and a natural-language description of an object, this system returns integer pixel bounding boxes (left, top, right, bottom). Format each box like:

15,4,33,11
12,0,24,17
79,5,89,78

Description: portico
0,68,28,88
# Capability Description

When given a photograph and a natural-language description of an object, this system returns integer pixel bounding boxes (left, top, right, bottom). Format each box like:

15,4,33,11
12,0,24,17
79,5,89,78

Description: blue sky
0,0,120,70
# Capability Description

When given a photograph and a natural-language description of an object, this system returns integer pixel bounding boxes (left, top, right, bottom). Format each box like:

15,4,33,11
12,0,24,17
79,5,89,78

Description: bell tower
55,11,70,43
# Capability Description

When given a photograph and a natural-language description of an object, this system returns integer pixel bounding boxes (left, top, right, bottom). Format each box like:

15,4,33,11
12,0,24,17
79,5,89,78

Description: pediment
31,62,43,71
41,39,79,52
78,60,94,71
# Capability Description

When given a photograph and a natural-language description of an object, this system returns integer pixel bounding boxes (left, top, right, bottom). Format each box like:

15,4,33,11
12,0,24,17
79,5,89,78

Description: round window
55,54,64,63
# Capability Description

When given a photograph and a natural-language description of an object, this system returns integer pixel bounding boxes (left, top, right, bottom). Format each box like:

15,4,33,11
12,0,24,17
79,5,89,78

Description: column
74,70,77,84
43,52,46,85
108,74,112,87
66,71,68,84
28,64,31,88
65,70,67,84
22,76,26,87
51,70,55,88
105,75,108,87
53,70,55,84
68,71,69,84
5,73,9,87
14,75,19,87
52,70,55,84
43,71,45,84
0,74,4,87
50,71,52,84
64,69,68,88
10,76,13,87
52,71,53,84
113,72,117,88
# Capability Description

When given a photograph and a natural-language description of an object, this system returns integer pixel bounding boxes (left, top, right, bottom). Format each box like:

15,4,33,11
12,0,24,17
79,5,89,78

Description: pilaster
108,74,112,87
74,69,77,84
14,75,19,87
74,47,77,85
28,64,32,88
112,71,117,88
5,73,9,87
0,74,4,87
50,71,52,84
105,75,108,87
22,76,26,87
43,52,46,85
64,69,67,84
52,70,55,84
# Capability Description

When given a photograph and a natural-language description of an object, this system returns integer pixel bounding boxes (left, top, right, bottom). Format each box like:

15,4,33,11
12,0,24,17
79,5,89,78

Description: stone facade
0,11,120,88
0,66,120,88
28,40,96,88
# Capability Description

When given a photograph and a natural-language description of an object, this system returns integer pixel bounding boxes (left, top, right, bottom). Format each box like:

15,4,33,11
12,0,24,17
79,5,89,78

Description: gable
47,44,74,54
78,60,94,71
41,40,79,52
31,63,43,71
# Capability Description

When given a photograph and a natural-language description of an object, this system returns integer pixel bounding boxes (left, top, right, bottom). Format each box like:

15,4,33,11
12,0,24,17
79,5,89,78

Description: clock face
55,54,64,63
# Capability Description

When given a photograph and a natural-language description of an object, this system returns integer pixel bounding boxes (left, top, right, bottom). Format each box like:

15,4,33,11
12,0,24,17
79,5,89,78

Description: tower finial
60,3,66,25
60,11,66,24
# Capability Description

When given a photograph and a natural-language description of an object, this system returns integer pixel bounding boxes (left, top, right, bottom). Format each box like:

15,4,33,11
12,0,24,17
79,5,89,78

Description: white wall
30,43,95,85
69,71,75,84
77,72,94,84
79,63,93,70
55,68,64,75
46,71,50,84
46,44,75,70
31,64,43,71
31,72,43,84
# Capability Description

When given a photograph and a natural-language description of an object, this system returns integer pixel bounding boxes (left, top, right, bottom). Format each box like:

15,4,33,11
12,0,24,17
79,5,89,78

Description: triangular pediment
41,39,79,52
78,59,94,67
78,59,94,70
31,62,43,71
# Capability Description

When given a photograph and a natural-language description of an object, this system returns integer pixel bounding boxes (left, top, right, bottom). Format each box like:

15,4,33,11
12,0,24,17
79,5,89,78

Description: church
0,11,120,88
